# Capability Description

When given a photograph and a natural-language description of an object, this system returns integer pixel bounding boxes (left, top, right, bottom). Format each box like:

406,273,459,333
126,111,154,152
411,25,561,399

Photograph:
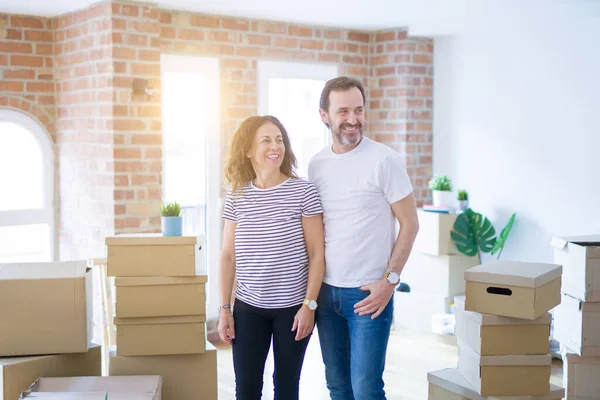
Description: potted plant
159,201,183,236
428,174,454,209
457,189,469,211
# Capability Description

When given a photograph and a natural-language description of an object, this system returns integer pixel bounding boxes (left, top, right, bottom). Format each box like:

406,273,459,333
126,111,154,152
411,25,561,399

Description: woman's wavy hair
224,115,298,195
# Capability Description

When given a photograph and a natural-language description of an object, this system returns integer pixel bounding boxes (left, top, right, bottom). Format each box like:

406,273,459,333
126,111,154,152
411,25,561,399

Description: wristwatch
384,271,400,285
218,304,232,313
303,299,318,311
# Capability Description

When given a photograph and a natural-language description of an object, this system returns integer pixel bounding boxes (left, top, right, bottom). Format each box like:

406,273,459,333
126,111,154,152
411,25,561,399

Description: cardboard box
553,292,600,357
106,234,198,277
0,344,101,400
109,343,217,400
115,315,206,356
0,260,93,357
561,345,600,399
19,376,162,400
413,209,459,256
401,252,479,297
457,340,551,396
393,292,453,333
115,276,207,318
427,368,564,399
551,235,600,302
455,296,551,356
464,260,562,320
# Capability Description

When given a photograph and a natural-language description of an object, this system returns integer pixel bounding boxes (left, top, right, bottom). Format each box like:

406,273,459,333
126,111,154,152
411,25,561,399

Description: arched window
0,109,55,262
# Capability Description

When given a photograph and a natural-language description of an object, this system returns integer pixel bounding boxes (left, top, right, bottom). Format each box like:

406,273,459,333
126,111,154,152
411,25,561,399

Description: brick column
368,29,434,206
54,3,115,259
111,2,162,233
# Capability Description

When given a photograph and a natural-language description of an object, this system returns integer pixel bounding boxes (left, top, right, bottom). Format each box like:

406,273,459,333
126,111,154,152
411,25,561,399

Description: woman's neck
253,170,287,189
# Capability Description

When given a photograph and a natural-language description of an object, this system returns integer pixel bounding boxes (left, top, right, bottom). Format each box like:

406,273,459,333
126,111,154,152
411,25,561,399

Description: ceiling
0,0,598,35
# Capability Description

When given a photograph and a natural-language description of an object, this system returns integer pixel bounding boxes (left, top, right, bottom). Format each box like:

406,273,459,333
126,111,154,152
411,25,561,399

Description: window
0,109,55,262
258,61,338,178
161,54,221,318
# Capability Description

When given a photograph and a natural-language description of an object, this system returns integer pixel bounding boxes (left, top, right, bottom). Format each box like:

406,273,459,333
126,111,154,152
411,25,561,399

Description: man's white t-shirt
308,137,414,288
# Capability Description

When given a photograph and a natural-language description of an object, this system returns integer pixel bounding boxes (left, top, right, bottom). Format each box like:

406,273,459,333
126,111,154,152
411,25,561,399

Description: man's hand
292,305,315,341
354,279,396,319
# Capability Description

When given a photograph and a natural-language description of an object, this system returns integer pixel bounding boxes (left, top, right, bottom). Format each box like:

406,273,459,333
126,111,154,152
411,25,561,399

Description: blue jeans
316,283,394,400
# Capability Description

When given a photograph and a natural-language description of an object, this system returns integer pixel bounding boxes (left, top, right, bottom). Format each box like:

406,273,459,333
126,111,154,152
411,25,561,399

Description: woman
218,115,325,400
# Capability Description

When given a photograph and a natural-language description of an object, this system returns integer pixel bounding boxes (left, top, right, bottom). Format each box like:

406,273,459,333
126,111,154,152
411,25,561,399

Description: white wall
432,13,600,263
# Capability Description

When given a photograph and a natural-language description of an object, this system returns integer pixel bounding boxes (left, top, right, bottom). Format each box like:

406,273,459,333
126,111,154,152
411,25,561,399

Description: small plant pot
161,216,183,236
458,200,469,211
432,190,455,209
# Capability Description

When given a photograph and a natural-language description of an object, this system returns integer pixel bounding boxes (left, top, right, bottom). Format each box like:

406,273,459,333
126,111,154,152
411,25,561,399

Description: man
307,76,419,400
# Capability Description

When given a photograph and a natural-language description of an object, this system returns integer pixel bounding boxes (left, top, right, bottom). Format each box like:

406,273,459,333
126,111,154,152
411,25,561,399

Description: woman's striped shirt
222,177,323,309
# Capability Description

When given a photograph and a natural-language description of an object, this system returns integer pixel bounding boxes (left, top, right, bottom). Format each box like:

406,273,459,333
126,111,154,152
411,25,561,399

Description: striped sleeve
222,193,237,222
301,181,323,217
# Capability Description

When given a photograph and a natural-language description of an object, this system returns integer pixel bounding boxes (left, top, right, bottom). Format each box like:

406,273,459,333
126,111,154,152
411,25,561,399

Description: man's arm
387,191,419,275
353,192,419,319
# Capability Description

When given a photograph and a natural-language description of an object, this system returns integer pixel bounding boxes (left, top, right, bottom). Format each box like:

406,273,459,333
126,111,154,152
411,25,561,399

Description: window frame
0,109,56,261
160,54,221,319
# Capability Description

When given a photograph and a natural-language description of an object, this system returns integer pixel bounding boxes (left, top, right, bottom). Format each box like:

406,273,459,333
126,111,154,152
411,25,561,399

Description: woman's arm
292,213,325,341
302,214,325,304
217,219,237,345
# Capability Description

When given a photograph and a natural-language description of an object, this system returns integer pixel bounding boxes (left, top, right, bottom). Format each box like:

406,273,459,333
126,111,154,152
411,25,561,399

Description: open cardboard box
19,376,162,400
551,235,600,302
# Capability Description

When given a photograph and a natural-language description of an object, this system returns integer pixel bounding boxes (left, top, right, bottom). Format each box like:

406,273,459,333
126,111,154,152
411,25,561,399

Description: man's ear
319,108,329,126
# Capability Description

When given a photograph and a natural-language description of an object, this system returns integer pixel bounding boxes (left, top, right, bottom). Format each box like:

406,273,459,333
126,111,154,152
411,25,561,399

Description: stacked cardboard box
19,375,162,399
104,234,217,400
395,209,479,333
428,260,566,399
0,260,102,399
550,235,600,399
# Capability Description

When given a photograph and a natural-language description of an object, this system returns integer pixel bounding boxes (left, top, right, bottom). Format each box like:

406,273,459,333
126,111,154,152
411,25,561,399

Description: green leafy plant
457,189,468,201
491,213,516,258
428,174,453,191
159,201,182,217
451,208,517,262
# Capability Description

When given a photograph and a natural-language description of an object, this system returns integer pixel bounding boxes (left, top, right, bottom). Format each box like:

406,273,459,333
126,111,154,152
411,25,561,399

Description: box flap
105,234,196,246
21,376,161,398
458,339,551,366
0,260,88,281
555,234,600,246
427,368,565,399
454,296,552,325
549,237,568,250
561,292,600,312
114,275,207,287
464,260,562,288
114,315,206,325
20,392,108,399
561,346,600,365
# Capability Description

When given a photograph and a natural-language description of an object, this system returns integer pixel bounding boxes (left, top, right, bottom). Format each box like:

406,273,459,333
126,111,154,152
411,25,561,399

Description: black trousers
232,298,312,400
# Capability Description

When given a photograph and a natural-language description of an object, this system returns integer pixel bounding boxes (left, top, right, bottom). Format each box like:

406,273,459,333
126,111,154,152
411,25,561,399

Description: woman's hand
292,306,314,341
218,310,235,345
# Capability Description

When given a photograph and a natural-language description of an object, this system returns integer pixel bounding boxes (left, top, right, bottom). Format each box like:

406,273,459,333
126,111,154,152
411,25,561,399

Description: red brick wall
0,14,55,137
0,1,434,258
110,2,163,233
369,29,434,206
158,10,370,138
53,3,115,260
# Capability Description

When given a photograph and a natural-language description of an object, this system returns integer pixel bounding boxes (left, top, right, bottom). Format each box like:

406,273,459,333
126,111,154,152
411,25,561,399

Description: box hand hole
486,286,512,296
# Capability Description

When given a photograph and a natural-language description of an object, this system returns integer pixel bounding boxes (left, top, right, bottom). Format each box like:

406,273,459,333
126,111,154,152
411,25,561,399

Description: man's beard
332,121,363,147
